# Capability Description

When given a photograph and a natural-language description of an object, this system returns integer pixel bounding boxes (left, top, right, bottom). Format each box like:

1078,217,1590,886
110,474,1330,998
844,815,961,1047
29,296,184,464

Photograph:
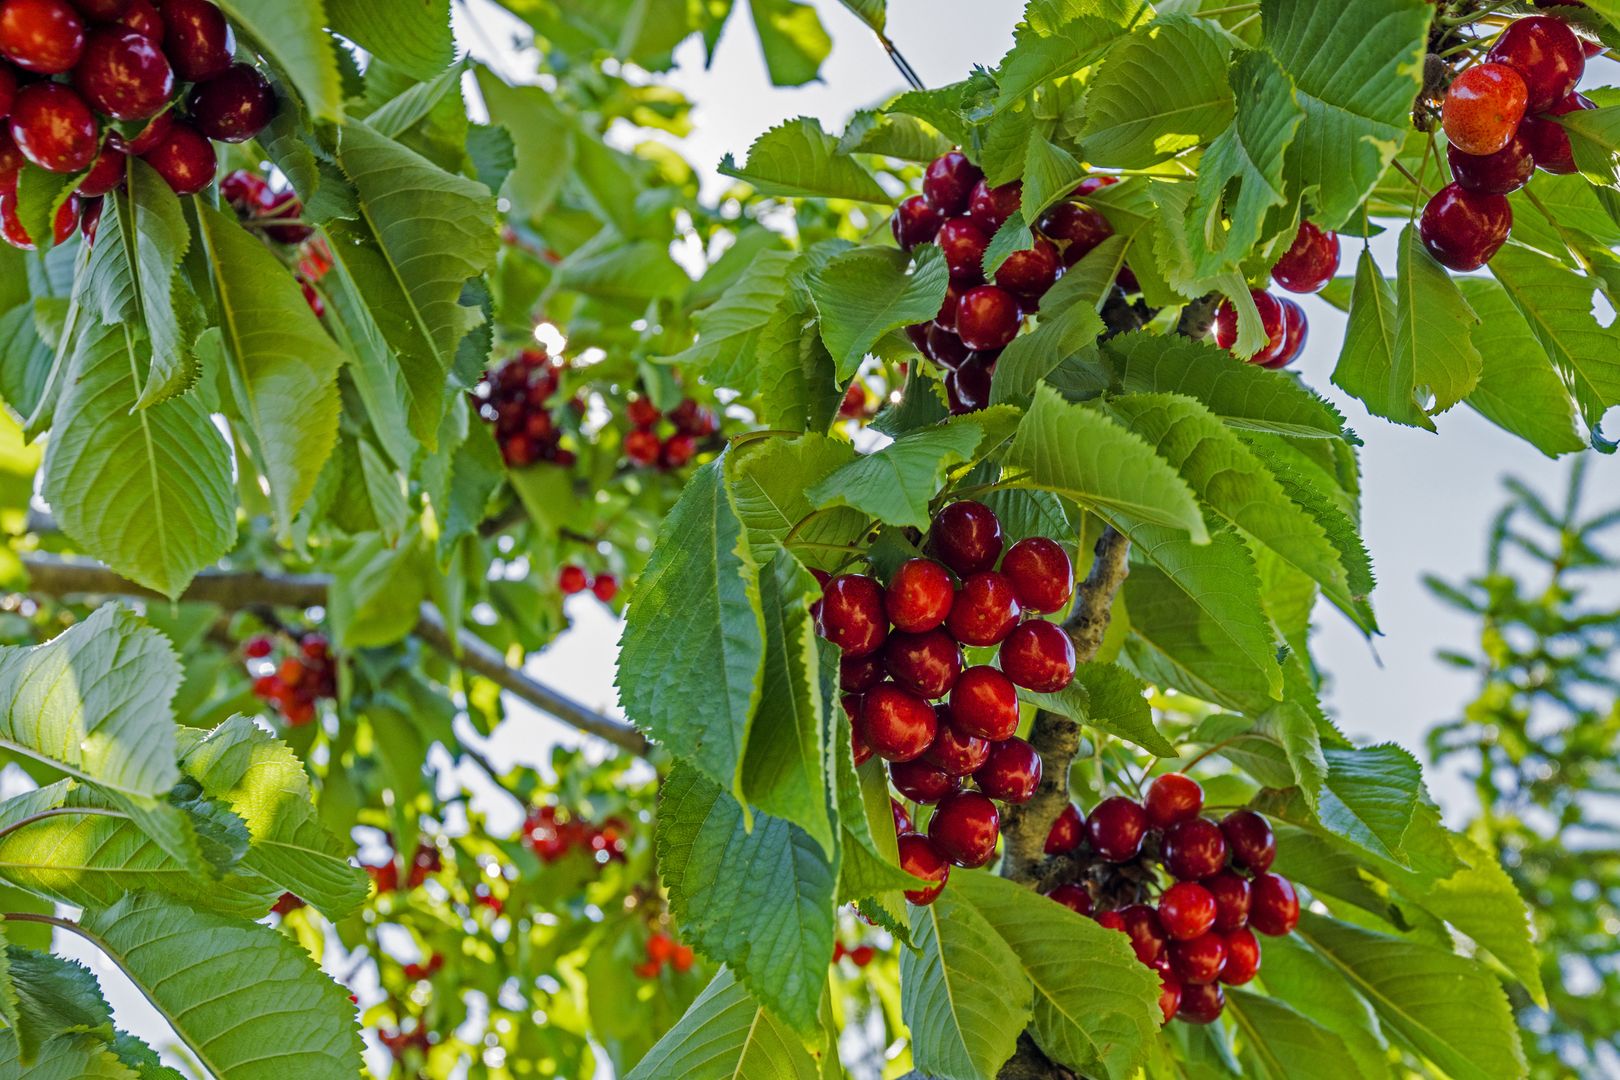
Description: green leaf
811,245,949,381
553,238,691,302
1255,933,1389,1080
326,530,431,649
626,968,822,1080
1264,0,1432,228
662,248,799,372
7,946,113,1064
1225,988,1371,1080
832,0,884,32
12,167,75,255
1080,15,1234,168
657,764,836,1035
75,893,364,1078
327,0,452,80
474,70,575,221
990,239,1111,406
1452,278,1584,456
1411,832,1545,1007
1005,385,1209,542
719,117,889,203
1312,744,1425,867
0,1030,137,1079
993,2,1150,114
216,0,344,121
1559,103,1620,186
747,0,831,88
1021,129,1087,221
618,461,765,796
726,434,867,570
806,420,985,530
1072,661,1175,755
839,110,952,162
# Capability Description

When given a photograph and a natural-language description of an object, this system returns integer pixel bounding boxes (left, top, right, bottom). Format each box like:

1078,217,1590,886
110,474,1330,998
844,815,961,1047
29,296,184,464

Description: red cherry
670,398,718,437
998,619,1076,693
994,238,1060,298
1157,974,1182,1025
0,0,84,74
883,628,962,700
558,565,588,594
937,216,990,285
968,178,1020,232
1269,297,1307,369
1169,931,1227,985
974,736,1041,803
946,571,1021,647
0,63,14,119
591,574,618,602
924,322,969,370
885,558,955,633
76,139,125,196
1219,928,1261,985
897,831,950,904
1119,904,1168,964
625,396,660,427
115,0,159,38
1419,182,1512,271
1073,175,1119,198
1249,873,1299,935
1176,982,1224,1024
1447,132,1535,195
845,697,873,766
999,537,1072,614
934,284,960,330
119,107,170,154
1270,222,1340,294
1163,818,1228,881
948,665,1020,740
1158,882,1217,941
955,284,1020,350
8,82,96,173
1204,870,1252,932
243,634,274,658
139,120,214,195
891,193,943,252
860,683,937,762
1045,803,1084,854
930,500,1003,576
1442,63,1528,156
1087,796,1147,862
624,426,660,465
660,433,697,469
300,279,324,318
1488,15,1585,111
1045,882,1092,916
889,756,961,804
840,653,886,693
0,126,20,186
945,352,994,415
189,62,275,142
1220,810,1276,873
74,27,172,121
1144,773,1203,830
924,715,991,776
927,789,1000,868
923,151,982,216
1095,910,1127,933
819,574,887,657
1213,289,1289,365
160,0,233,83
1039,201,1114,267
1520,90,1594,174
49,190,76,243
890,798,912,835
0,184,30,249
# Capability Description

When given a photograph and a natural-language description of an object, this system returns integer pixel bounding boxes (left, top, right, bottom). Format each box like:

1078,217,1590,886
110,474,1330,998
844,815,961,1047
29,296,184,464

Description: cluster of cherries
558,564,619,603
0,0,277,250
892,151,1132,414
831,939,877,968
401,953,445,983
816,499,1079,901
634,931,695,979
363,841,444,894
520,803,628,865
1210,221,1342,368
475,347,580,469
1428,13,1594,271
221,168,328,316
622,394,717,471
1039,773,1299,1026
244,631,335,727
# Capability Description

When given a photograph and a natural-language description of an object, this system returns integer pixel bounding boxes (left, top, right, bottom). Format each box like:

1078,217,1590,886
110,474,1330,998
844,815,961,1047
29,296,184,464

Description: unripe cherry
1442,63,1528,156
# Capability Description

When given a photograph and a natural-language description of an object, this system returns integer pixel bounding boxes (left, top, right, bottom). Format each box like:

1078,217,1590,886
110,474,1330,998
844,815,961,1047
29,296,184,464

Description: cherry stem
1182,737,1239,772
876,32,926,92
1229,11,1260,33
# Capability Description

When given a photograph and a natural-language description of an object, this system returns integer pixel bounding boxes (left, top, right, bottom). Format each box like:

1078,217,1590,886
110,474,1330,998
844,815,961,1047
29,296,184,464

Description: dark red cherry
77,192,99,239
1419,182,1512,271
140,119,214,195
897,831,950,904
1157,974,1182,1025
925,715,992,776
1158,882,1217,941
1270,221,1340,294
0,62,14,119
1249,873,1299,935
948,665,1020,740
115,0,159,38
1045,803,1084,854
994,238,1060,298
119,107,170,154
890,756,961,804
76,138,125,196
956,284,1020,350
968,178,1020,232
0,126,20,185
0,0,84,74
1038,200,1113,265
946,572,1021,647
819,574,888,657
930,500,1003,576
188,62,275,142
8,82,97,173
1447,133,1535,194
1220,811,1276,873
1204,870,1252,932
1144,773,1202,830
922,150,981,216
1520,90,1594,174
1213,289,1289,365
1095,910,1127,933
0,184,30,249
74,27,173,121
1163,818,1228,881
1073,175,1119,198
926,323,970,370
884,629,962,700
974,736,1041,803
1119,904,1168,964
885,558,954,633
845,696,873,766
1269,297,1307,369
998,619,1075,693
937,216,990,285
860,683,937,762
1442,62,1528,156
1169,931,1227,985
1087,796,1147,862
892,193,944,252
1488,15,1585,112
49,190,76,243
1045,882,1092,916
1219,928,1261,985
934,284,960,330
71,0,128,16
890,798,912,835
1000,537,1073,614
945,351,993,414
161,0,233,83
1176,982,1224,1024
928,789,1000,868
839,653,886,693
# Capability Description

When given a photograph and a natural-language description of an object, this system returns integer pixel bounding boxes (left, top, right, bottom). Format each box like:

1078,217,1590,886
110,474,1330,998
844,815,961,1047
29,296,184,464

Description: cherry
937,216,991,285
955,284,1021,350
116,0,158,38
922,151,981,216
928,789,1000,868
1119,903,1168,964
1158,881,1217,941
883,628,962,699
0,185,29,249
994,238,1060,298
930,500,1003,576
0,127,19,186
1219,928,1261,985
189,62,274,142
889,756,960,804
74,27,173,121
998,619,1076,693
974,736,1041,803
76,139,125,196
949,665,1020,740
1073,175,1119,198
946,352,994,415
1443,63,1528,156
846,699,873,766
1420,182,1511,271
161,0,233,83
1163,818,1228,881
1177,982,1224,1024
1270,222,1340,294
890,798,912,835
558,565,588,594
819,574,887,657
999,537,1073,613
1271,298,1307,368
1039,202,1114,268
1095,910,1127,933
1157,974,1182,1025
925,323,970,370
885,558,954,633
1488,15,1584,112
0,63,13,119
1086,796,1147,862
860,683,937,762
8,82,96,173
140,120,214,195
625,396,660,427
1220,810,1276,873
946,571,1021,646
660,433,697,469
1045,803,1084,855
1520,90,1593,174
892,193,943,251
840,653,886,693
897,831,950,904
1204,870,1252,932
1142,773,1202,831
624,426,660,465
1448,132,1535,194
591,574,618,602
1046,882,1092,915
924,716,991,776
968,179,1020,232
1169,931,1227,985
119,107,169,154
1249,873,1299,935
671,399,718,437
243,634,274,658
1213,289,1289,366
0,0,83,74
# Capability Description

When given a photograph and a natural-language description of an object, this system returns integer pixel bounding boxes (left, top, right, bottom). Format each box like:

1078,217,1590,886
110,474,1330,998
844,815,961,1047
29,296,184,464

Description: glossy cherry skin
1270,222,1340,294
1037,201,1113,264
1095,910,1126,933
1176,981,1224,1024
926,322,970,370
1045,803,1084,854
949,665,1020,740
844,697,873,765
1156,974,1183,1025
1488,15,1585,112
0,126,20,186
1000,537,1073,613
946,572,1021,646
162,0,234,82
928,789,1001,868
76,138,124,196
140,119,214,195
1158,881,1217,941
116,0,159,39
0,0,84,74
1220,810,1276,873
922,150,981,216
968,179,1020,232
1087,796,1147,862
0,62,14,120
890,756,961,804
946,352,994,415
188,62,274,142
1169,931,1227,985
1213,289,1289,366
930,500,1003,576
1163,818,1229,881
1204,870,1252,932
1271,298,1307,368
956,284,1021,350
1045,882,1092,916
1143,773,1203,830
1420,182,1511,271
860,684,938,762
1443,63,1528,156
892,193,944,252
1520,91,1593,174
1119,903,1168,964
819,574,888,657
0,184,30,249
8,82,97,173
71,0,128,16
937,216,991,285
885,558,955,633
119,107,170,154
1249,873,1299,935
974,736,1041,803
925,714,992,776
994,238,1060,298
883,628,962,699
897,831,950,904
74,27,173,120
999,619,1076,693
839,653,886,693
1447,132,1535,194
1219,928,1261,985
890,798,912,835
